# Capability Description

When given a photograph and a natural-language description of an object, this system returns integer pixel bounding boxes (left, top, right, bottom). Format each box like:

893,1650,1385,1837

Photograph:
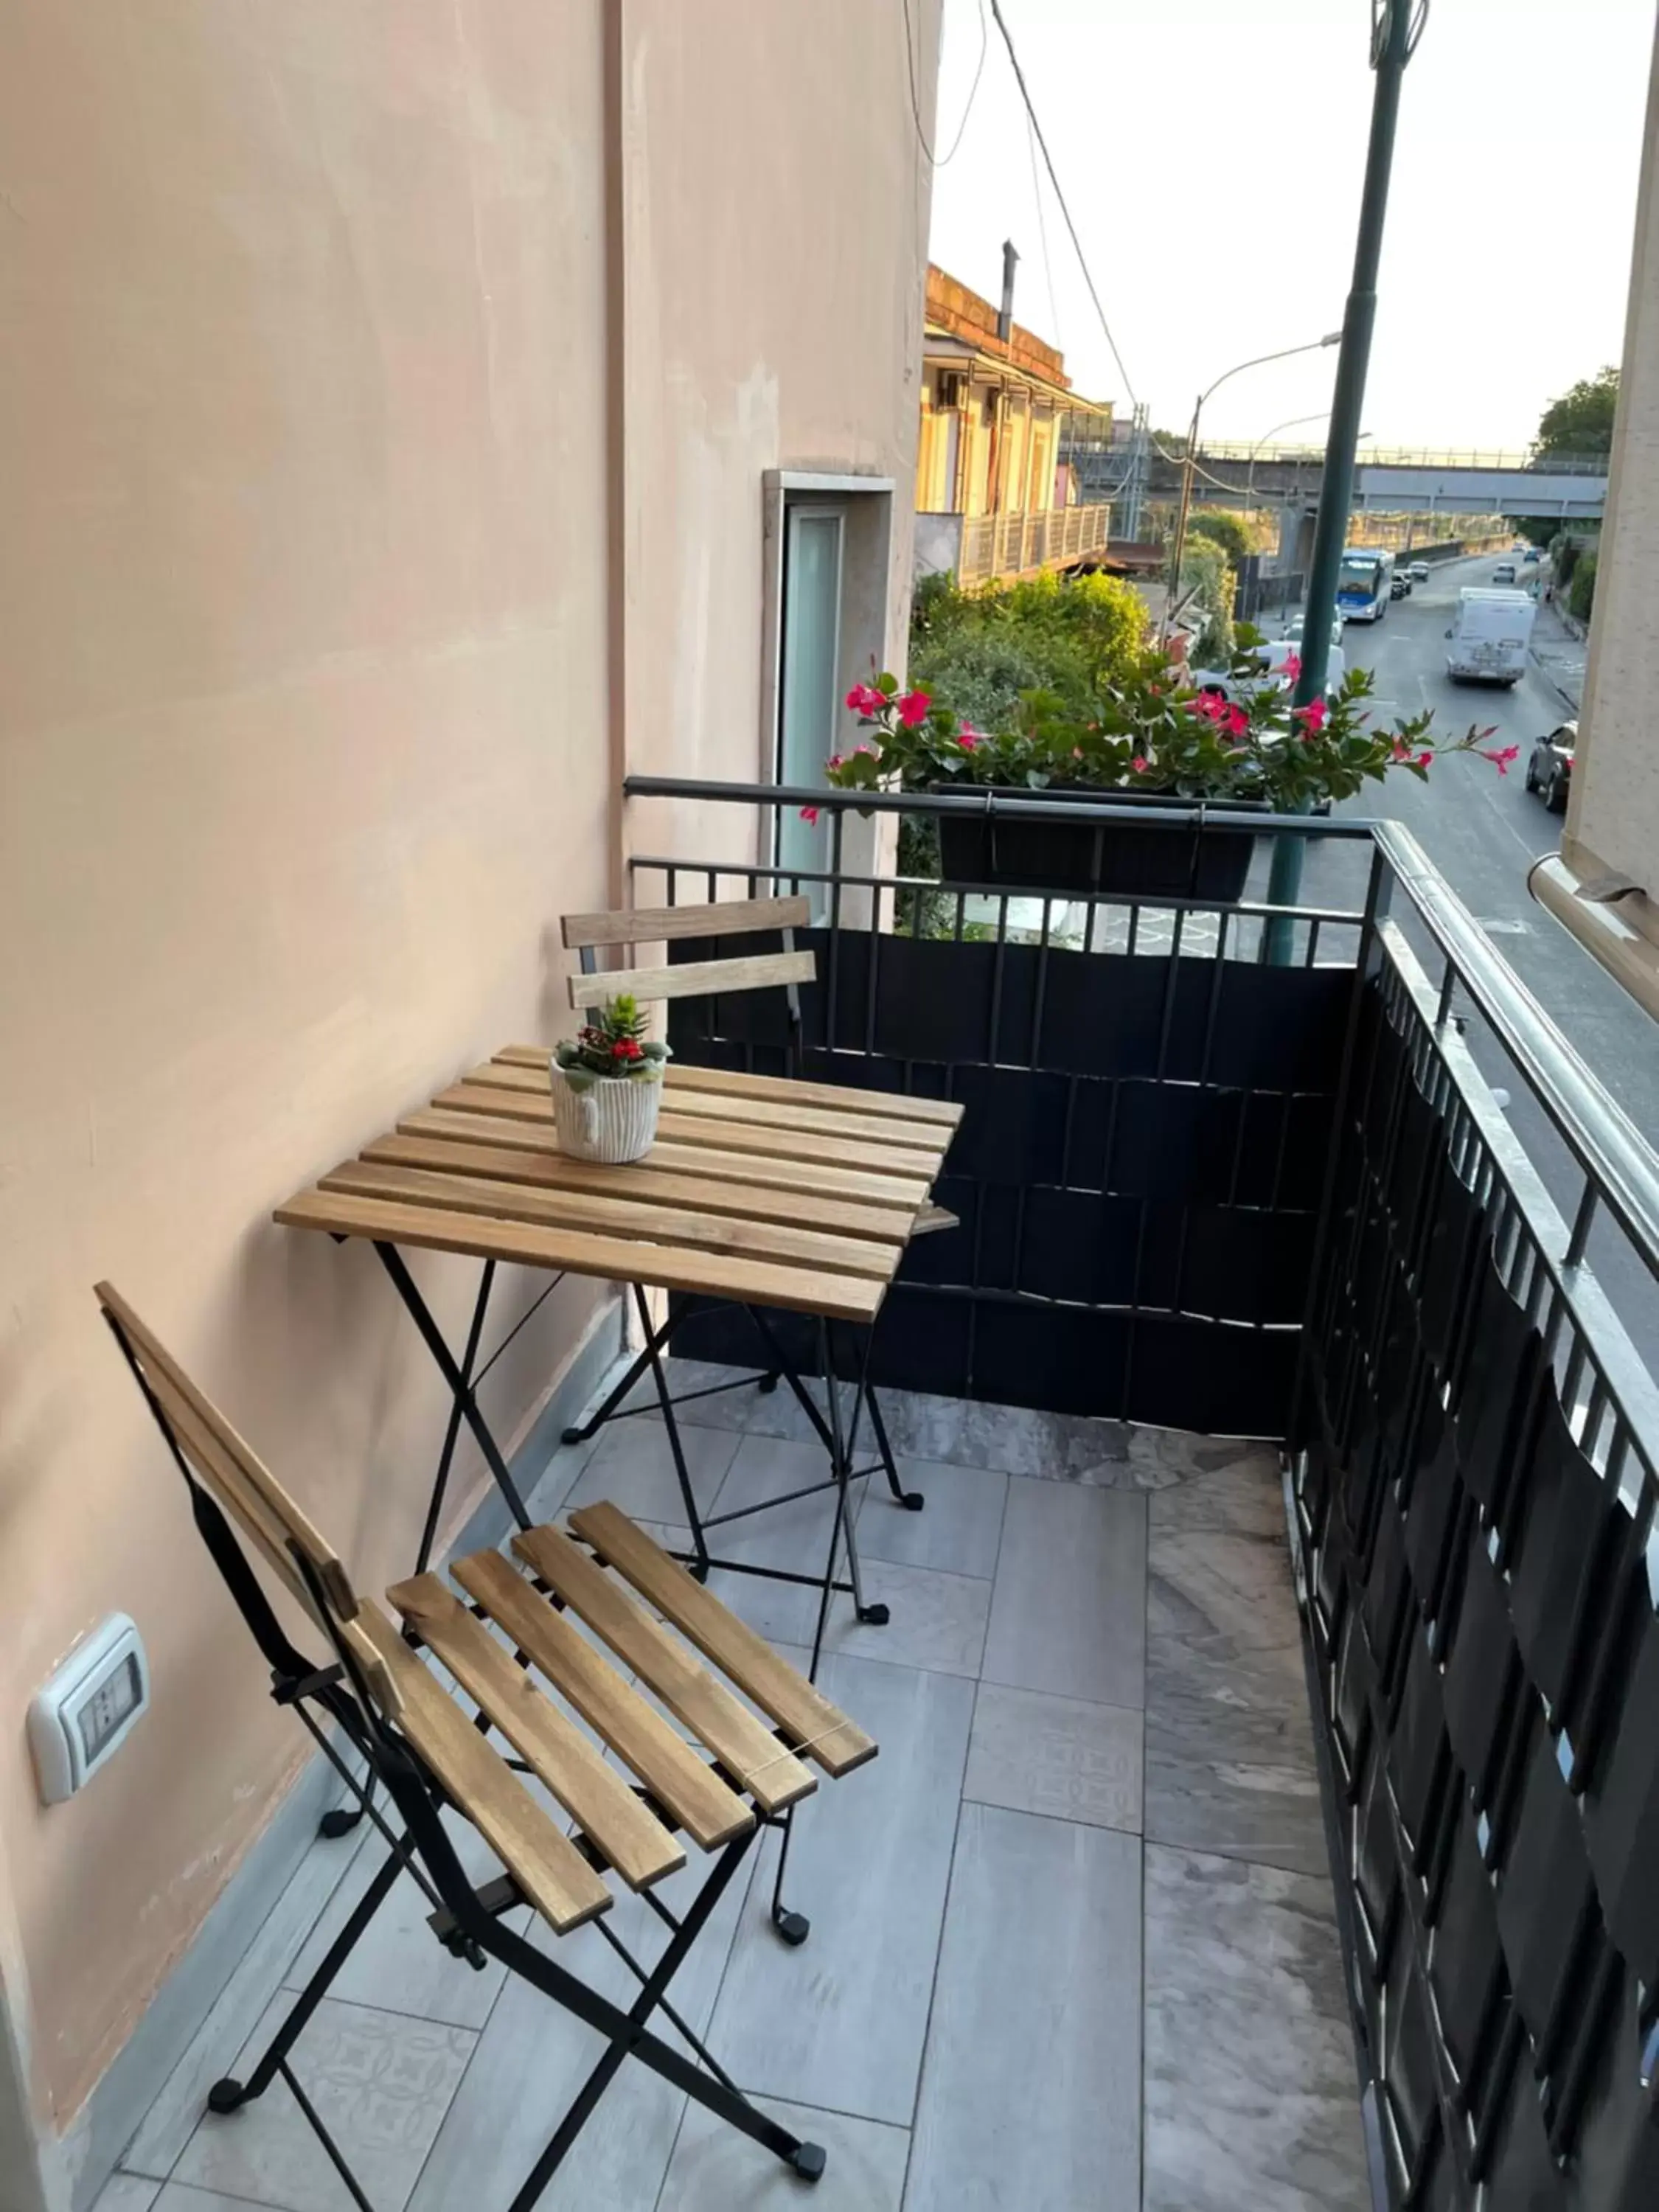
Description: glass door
776,504,844,908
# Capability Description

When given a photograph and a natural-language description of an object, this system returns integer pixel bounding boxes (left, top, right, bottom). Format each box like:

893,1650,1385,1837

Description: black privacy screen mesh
664,925,1351,1437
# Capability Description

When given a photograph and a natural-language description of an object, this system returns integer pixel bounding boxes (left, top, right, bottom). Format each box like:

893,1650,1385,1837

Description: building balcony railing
616,773,1659,2212
915,501,1111,586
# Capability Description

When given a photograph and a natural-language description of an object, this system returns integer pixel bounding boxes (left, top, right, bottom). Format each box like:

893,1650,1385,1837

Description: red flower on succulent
897,689,931,728
613,1037,643,1060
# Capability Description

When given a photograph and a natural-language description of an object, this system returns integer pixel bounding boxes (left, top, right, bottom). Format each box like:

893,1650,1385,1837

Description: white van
1445,589,1535,686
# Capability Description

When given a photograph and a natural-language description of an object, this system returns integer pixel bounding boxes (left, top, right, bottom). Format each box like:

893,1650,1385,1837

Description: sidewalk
1530,592,1587,712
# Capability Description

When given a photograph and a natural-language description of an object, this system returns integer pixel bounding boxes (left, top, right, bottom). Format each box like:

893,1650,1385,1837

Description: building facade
1533,24,1659,1015
0,4,939,2202
913,263,1113,588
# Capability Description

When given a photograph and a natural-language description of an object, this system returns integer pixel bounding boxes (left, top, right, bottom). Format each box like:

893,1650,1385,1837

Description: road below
1283,551,1659,1362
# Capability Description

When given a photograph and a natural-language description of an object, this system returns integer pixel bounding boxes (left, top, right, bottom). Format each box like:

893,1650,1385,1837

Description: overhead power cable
903,0,990,167
986,0,1138,406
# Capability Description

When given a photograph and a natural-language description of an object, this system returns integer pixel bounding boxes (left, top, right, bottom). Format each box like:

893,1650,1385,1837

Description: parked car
1408,561,1430,582
1193,639,1346,704
1282,611,1346,653
1492,561,1517,583
1523,547,1541,563
1389,572,1411,599
1525,720,1576,812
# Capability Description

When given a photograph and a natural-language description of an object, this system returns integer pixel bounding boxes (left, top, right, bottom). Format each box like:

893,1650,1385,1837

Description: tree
1534,368,1618,458
1172,539,1234,664
1189,511,1253,568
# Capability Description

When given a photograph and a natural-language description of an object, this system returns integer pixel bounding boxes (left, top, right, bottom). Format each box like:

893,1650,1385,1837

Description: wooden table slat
397,1107,928,1211
432,1082,941,1188
319,1159,894,1279
360,1132,911,1244
497,1048,964,1130
470,1060,951,1154
274,1188,886,1322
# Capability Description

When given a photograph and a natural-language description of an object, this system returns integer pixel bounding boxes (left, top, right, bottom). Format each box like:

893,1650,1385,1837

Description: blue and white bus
1336,546,1394,622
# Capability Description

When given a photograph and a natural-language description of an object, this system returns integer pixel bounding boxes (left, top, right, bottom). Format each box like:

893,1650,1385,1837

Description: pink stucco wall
0,0,936,2165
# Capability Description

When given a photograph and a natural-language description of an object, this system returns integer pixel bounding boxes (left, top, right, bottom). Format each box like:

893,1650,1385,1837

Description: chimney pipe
997,240,1019,343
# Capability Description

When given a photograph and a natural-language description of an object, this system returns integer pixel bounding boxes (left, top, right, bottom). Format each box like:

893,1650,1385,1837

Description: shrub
1172,539,1234,664
1188,511,1253,568
1568,552,1597,623
908,568,1146,727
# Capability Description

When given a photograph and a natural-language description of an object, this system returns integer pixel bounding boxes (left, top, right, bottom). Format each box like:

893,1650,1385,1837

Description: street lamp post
1265,0,1427,961
1164,334,1341,644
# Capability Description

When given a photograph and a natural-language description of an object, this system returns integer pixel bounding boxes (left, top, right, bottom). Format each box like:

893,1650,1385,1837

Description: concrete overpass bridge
1133,442,1609,521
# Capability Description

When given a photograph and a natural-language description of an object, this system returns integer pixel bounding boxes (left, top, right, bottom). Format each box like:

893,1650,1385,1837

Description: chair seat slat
567,1503,877,1778
451,1548,757,1848
356,1607,613,1935
389,1573,686,1892
509,1526,819,1816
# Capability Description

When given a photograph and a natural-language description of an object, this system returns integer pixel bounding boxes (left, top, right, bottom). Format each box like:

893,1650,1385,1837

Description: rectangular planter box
933,786,1267,902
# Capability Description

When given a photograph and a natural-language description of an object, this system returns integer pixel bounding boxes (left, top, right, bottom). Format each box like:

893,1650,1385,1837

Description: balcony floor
99,1368,1368,2212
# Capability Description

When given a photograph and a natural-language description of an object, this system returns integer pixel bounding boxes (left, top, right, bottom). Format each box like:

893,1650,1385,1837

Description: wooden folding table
275,1046,963,1655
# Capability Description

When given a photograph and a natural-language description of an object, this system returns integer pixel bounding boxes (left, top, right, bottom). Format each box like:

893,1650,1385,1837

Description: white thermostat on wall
28,1614,150,1804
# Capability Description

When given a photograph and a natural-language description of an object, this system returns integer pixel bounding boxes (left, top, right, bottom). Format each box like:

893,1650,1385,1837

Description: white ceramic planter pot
549,1065,662,1164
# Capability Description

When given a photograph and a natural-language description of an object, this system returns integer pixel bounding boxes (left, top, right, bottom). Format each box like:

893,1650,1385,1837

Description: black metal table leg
634,1282,712,1577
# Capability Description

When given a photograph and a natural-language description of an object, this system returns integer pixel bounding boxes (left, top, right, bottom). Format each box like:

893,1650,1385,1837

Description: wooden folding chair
97,1283,875,2208
556,893,926,1533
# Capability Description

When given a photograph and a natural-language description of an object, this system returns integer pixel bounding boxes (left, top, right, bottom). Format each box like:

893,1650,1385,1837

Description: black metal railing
619,775,1659,2212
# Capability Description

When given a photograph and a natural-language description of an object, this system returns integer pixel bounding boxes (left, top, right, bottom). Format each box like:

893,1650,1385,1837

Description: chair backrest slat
562,896,809,951
566,949,813,1012
96,1283,359,1619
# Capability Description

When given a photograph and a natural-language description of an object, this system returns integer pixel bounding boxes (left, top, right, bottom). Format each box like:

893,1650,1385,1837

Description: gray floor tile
566,1414,742,1527
981,1477,1147,1708
1144,1632,1327,1875
1147,1448,1286,1537
282,1811,515,2031
1147,1520,1301,1660
614,1355,767,1432
521,1434,602,1523
171,1994,473,2212
1143,1843,1367,2212
154,2188,282,2211
709,1652,974,2127
798,1389,1136,1482
700,1433,865,1646
824,1559,991,1678
905,1804,1142,2212
91,2180,161,2212
855,1460,1008,1579
406,1840,754,2212
660,2095,909,2209
963,1682,1142,1833
123,1826,366,2177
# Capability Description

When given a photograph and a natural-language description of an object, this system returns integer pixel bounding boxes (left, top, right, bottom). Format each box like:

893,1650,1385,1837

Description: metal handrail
622,774,1380,840
1374,821,1659,1286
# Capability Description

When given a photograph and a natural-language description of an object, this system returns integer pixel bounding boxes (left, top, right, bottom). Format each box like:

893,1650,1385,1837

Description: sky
925,0,1654,450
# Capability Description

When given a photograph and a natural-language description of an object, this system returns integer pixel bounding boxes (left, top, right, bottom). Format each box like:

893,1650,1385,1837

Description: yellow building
914,262,1114,586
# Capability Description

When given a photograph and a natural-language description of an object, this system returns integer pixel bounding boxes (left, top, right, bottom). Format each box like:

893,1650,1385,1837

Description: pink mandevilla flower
1416,749,1434,768
827,753,844,771
1280,653,1301,685
1295,698,1328,735
844,682,885,716
897,690,931,728
1131,755,1149,773
1481,743,1522,774
1224,704,1248,739
799,804,821,826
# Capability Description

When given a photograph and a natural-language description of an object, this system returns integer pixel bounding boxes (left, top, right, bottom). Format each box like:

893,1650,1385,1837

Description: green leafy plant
553,994,669,1088
824,651,1520,819
1568,552,1598,624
